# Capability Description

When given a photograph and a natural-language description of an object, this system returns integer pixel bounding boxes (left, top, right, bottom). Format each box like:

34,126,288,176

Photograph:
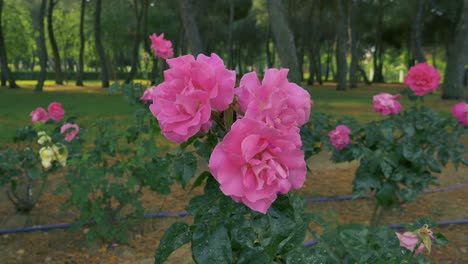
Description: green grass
0,81,460,144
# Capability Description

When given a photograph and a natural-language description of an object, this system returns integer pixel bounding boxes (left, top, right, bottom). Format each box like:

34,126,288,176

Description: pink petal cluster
48,102,65,122
60,123,80,142
140,87,156,103
404,63,441,96
149,33,174,59
329,125,351,150
451,102,468,127
31,107,49,123
209,118,306,214
373,93,402,115
149,53,235,143
396,231,434,256
235,69,311,131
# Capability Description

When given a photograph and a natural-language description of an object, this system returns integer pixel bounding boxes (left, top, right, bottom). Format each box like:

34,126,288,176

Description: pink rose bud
328,125,351,150
404,63,441,97
209,118,306,214
149,33,174,59
60,123,79,142
140,87,156,103
451,102,468,127
47,102,65,122
373,93,402,115
30,107,49,123
396,232,420,252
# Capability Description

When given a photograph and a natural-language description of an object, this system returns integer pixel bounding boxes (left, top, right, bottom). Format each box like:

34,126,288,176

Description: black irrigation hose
0,184,466,235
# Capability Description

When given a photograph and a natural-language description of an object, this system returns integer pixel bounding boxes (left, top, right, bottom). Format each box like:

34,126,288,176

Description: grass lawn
0,81,460,144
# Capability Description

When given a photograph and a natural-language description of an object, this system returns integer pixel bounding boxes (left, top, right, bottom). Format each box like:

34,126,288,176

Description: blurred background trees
0,0,466,99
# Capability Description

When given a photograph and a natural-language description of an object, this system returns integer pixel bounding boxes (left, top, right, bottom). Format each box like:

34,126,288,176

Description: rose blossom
47,102,65,122
235,69,311,130
140,87,156,103
149,33,174,59
396,229,434,256
61,123,80,142
451,102,468,127
165,53,236,112
373,93,402,115
30,107,49,123
404,63,441,96
329,125,351,150
209,118,306,214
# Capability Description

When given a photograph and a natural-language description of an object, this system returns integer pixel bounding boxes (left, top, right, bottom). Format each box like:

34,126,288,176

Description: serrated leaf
190,171,210,191
173,152,198,188
154,222,191,264
192,224,232,264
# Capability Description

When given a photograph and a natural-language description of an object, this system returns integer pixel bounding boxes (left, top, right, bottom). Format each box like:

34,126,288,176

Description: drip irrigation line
305,184,468,203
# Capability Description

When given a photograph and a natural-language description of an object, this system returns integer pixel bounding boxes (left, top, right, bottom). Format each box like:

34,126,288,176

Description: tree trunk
349,0,359,88
413,0,426,63
442,0,468,100
127,0,145,83
35,0,48,92
228,0,235,69
266,27,273,68
335,0,348,90
307,0,322,85
372,0,384,83
47,0,63,85
177,0,203,55
0,0,19,88
76,0,85,86
267,0,301,83
325,42,333,81
94,0,109,88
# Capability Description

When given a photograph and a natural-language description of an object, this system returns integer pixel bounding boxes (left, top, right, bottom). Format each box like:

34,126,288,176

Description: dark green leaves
155,222,192,264
173,152,198,188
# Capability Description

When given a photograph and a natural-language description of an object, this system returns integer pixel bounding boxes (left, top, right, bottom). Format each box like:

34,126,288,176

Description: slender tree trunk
373,0,384,83
349,0,359,88
325,42,333,81
35,0,48,92
178,0,203,55
94,0,109,88
228,0,235,69
47,0,63,85
442,0,468,100
413,0,426,63
0,0,19,88
266,27,273,68
267,0,301,83
76,0,85,86
127,0,145,83
336,0,348,90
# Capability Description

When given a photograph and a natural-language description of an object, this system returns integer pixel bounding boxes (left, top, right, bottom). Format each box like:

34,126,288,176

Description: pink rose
149,82,212,143
329,125,351,150
404,63,441,96
47,102,65,122
60,123,80,142
30,107,49,123
235,69,311,130
451,102,468,127
208,118,306,214
165,53,236,112
396,230,434,256
140,87,156,103
373,93,402,115
149,33,174,59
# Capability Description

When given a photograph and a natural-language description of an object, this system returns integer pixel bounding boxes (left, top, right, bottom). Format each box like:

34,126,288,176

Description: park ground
0,82,466,263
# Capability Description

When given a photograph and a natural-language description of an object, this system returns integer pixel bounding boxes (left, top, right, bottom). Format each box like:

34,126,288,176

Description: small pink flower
47,102,65,122
140,87,156,103
451,102,468,127
149,33,174,59
60,123,79,142
404,63,441,96
30,107,49,123
209,118,306,214
396,230,434,256
373,93,402,115
329,125,351,150
235,69,311,131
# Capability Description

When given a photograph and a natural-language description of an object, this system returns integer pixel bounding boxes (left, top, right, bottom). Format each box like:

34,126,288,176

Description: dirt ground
0,152,466,264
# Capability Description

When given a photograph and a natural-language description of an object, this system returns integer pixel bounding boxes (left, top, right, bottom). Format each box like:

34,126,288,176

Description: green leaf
403,123,415,137
154,222,192,264
27,167,41,180
190,171,210,191
192,224,233,264
375,183,396,208
380,160,393,179
173,152,198,188
338,224,371,262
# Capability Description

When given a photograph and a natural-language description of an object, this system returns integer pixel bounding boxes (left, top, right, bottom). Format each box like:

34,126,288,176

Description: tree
126,0,147,83
335,0,348,90
349,0,360,88
442,0,468,100
47,0,63,85
0,0,19,88
178,0,203,55
413,0,426,63
372,0,385,83
76,0,85,86
267,0,301,83
94,0,109,88
33,0,48,92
